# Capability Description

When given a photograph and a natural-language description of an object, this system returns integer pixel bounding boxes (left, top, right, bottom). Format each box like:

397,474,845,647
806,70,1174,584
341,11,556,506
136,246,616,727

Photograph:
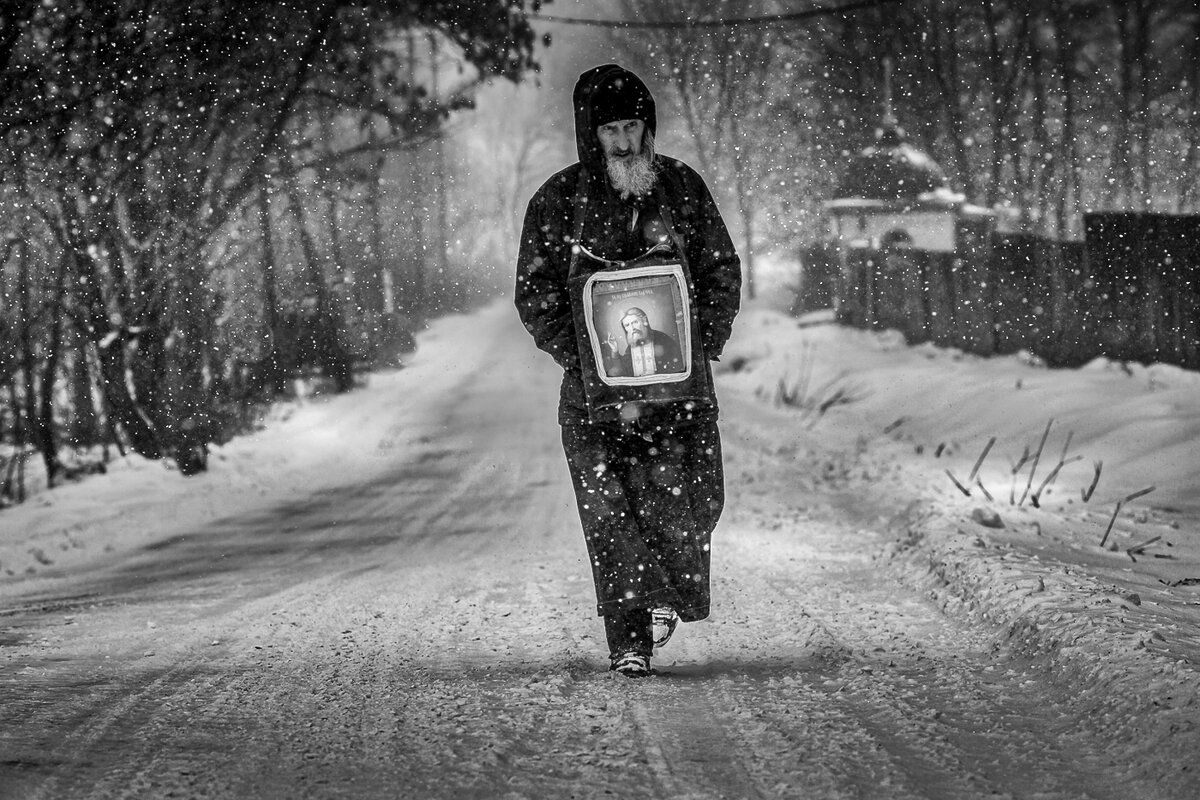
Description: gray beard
606,151,658,198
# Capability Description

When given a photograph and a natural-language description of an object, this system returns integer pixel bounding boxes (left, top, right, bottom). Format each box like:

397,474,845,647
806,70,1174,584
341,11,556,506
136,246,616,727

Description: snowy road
0,305,1183,799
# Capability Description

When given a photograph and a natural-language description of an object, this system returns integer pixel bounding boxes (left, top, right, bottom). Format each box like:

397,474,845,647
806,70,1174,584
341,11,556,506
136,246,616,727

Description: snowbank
0,312,491,580
881,501,1199,794
722,303,1200,795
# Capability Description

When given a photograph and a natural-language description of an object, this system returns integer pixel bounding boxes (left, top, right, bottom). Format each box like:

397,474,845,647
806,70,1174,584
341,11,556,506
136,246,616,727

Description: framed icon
582,264,693,387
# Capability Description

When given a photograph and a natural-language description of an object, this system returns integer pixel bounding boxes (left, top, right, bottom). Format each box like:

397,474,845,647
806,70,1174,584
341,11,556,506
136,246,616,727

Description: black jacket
514,64,741,424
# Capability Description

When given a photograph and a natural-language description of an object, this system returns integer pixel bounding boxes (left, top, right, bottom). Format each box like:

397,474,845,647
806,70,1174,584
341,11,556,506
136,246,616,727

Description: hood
572,64,658,171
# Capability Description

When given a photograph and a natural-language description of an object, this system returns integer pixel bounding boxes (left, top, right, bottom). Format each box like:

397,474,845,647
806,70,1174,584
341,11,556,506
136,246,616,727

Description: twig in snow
1081,460,1103,502
1011,445,1032,474
968,437,996,483
1009,446,1031,505
797,371,856,425
1103,487,1158,557
817,387,851,415
1058,430,1074,465
1126,535,1161,557
1039,427,1077,496
945,469,971,496
975,478,994,502
776,377,799,407
1030,455,1084,508
1018,419,1054,507
776,343,818,408
1099,500,1123,548
796,340,816,405
1123,486,1156,504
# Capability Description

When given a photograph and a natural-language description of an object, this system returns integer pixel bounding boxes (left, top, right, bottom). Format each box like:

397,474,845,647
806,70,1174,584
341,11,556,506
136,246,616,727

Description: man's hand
603,332,619,355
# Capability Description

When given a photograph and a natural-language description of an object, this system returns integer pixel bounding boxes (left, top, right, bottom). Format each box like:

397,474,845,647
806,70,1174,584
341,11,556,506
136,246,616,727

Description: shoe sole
611,653,653,677
613,665,653,677
652,612,678,648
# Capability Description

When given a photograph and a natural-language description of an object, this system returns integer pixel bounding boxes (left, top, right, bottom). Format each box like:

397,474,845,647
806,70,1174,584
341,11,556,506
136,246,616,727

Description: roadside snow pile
722,307,1200,514
882,500,1199,795
0,311,490,580
722,305,1200,795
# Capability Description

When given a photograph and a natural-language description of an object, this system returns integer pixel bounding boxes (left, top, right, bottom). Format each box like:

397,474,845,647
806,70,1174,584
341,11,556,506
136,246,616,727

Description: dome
835,120,950,201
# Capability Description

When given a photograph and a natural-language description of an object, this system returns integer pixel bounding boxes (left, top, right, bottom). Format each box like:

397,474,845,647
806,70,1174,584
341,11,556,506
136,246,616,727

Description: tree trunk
359,150,387,315
927,0,973,199
16,237,42,484
404,28,427,320
402,152,426,319
1026,7,1053,235
4,380,26,503
1051,0,1082,236
35,253,69,484
55,202,161,459
128,252,169,449
286,183,329,315
1178,1,1200,211
983,0,1006,207
69,324,100,448
319,168,350,297
428,32,451,312
1133,0,1152,209
94,340,160,458
258,182,285,395
286,182,352,391
1107,2,1135,209
166,242,212,475
1010,23,1035,230
729,109,756,300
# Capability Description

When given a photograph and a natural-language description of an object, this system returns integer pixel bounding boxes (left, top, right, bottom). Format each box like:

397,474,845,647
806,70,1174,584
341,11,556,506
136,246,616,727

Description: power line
529,0,906,29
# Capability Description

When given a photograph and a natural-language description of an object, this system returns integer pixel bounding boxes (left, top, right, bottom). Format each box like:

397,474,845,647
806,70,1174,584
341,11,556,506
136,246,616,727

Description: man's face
597,119,645,162
622,312,649,345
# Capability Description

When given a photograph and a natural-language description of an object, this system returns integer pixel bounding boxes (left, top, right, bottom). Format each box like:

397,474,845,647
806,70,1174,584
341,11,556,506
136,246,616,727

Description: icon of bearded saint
603,306,683,377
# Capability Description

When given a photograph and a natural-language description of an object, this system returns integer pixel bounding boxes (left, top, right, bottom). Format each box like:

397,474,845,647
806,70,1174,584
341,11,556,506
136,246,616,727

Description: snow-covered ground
720,302,1200,792
2,294,1198,794
6,294,1200,649
0,315,484,580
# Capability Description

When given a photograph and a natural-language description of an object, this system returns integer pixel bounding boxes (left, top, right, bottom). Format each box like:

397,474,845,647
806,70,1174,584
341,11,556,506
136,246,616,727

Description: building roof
835,120,950,201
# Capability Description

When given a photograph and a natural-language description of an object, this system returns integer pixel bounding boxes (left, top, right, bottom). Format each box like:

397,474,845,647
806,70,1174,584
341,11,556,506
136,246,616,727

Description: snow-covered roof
835,120,952,202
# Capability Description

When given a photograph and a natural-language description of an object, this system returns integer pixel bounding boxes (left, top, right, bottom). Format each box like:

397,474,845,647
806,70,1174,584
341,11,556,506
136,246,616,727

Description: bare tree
0,0,544,486
616,0,790,298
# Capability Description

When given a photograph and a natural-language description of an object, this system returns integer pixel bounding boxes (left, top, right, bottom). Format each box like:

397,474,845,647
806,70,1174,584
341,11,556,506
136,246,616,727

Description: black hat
573,65,658,168
590,72,654,129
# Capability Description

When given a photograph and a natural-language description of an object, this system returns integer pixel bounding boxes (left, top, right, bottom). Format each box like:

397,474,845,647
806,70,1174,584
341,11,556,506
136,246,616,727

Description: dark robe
514,64,741,622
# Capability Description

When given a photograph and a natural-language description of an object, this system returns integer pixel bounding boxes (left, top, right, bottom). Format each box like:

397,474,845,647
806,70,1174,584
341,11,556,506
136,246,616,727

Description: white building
824,118,993,254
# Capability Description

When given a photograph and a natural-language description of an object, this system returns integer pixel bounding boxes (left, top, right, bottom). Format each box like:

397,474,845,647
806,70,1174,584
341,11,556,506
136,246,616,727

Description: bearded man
605,307,683,378
514,64,741,677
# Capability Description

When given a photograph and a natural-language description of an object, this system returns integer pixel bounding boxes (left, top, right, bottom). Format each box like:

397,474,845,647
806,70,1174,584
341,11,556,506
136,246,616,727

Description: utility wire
529,0,906,29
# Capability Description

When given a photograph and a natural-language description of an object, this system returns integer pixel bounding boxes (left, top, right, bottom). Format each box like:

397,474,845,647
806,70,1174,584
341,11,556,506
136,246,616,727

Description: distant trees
612,0,1200,264
447,81,564,289
0,0,542,495
823,0,1200,233
617,0,795,299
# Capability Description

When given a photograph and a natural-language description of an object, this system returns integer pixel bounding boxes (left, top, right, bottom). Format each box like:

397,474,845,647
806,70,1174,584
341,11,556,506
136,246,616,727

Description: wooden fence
827,212,1200,370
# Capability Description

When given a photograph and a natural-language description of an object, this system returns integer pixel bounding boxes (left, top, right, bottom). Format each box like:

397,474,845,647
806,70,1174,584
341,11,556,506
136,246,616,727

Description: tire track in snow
625,685,767,800
706,498,1152,797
